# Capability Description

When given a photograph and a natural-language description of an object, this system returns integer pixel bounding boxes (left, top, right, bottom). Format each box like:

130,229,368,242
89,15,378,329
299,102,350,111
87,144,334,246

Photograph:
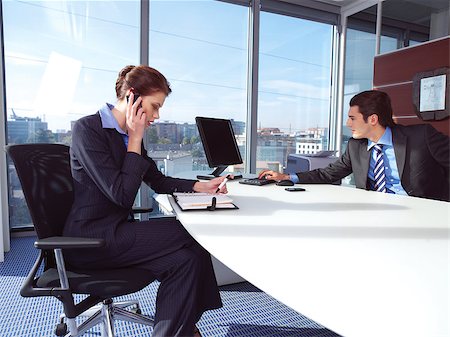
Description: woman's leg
112,218,222,336
150,245,220,336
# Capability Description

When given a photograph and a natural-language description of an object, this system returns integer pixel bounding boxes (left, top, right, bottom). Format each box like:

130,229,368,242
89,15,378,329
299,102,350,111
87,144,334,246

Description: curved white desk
167,183,449,337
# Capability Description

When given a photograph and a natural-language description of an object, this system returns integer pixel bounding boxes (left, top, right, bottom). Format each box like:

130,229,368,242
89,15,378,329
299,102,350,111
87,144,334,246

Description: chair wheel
55,322,67,336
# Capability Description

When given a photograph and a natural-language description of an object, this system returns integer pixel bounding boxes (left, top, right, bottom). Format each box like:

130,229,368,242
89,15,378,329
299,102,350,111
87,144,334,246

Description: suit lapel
360,141,370,184
392,127,407,178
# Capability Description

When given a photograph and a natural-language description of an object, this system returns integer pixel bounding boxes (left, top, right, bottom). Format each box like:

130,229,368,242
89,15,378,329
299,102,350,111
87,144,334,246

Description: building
295,127,329,155
7,112,48,144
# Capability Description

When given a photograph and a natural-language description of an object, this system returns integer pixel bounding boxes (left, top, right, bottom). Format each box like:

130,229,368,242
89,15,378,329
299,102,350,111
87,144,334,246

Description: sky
3,0,333,133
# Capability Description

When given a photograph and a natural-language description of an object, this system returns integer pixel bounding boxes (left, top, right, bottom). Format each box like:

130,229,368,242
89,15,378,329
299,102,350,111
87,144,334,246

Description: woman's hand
258,170,289,181
193,176,230,194
126,91,146,154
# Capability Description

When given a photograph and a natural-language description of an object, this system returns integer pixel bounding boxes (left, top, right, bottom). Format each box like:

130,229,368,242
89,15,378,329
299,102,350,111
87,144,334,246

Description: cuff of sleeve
290,174,299,183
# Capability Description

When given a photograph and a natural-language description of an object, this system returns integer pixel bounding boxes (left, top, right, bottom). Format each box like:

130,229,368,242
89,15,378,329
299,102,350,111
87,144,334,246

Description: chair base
60,299,154,337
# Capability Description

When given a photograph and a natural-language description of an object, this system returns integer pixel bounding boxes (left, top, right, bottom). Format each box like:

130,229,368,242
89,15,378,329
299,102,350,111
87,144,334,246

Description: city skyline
7,108,329,139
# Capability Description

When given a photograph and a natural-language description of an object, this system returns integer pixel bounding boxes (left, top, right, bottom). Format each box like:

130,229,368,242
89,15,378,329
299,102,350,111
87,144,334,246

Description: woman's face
140,91,166,127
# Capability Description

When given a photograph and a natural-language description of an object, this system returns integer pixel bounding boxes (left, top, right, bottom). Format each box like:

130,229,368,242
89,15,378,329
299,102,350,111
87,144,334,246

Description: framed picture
412,67,449,121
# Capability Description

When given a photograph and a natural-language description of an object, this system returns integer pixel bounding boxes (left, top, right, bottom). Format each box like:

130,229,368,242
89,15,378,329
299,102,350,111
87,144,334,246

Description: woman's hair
349,90,395,128
115,65,172,99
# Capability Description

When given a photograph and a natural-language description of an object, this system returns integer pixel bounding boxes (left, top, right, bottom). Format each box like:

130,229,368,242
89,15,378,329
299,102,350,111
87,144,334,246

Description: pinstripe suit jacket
63,112,197,257
296,124,450,201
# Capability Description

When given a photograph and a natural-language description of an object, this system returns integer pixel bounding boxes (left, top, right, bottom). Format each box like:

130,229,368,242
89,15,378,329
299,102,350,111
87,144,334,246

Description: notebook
172,192,238,211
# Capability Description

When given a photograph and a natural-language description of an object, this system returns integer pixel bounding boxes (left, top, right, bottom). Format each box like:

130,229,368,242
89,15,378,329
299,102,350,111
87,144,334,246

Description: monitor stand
196,166,242,180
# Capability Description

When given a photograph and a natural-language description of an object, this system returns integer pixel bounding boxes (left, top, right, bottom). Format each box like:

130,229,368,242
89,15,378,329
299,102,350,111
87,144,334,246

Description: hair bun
118,65,135,79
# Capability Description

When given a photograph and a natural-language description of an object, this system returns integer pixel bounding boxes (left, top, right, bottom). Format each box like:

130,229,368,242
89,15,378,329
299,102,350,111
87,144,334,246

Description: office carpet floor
0,236,341,337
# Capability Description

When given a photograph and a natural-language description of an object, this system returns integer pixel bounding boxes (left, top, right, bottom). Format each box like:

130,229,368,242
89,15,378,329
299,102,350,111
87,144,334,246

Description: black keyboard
239,178,276,186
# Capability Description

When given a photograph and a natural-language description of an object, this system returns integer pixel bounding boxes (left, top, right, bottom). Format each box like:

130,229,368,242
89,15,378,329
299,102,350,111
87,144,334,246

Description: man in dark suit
259,90,449,201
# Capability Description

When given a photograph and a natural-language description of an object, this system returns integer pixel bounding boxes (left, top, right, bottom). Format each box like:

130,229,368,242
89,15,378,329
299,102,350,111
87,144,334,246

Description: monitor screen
195,117,243,175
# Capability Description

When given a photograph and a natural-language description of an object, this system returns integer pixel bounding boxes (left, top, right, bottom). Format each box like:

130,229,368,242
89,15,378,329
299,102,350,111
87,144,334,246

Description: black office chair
6,143,155,337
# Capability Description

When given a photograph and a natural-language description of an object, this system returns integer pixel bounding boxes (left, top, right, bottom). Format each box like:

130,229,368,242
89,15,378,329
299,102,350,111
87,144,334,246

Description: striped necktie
373,144,386,193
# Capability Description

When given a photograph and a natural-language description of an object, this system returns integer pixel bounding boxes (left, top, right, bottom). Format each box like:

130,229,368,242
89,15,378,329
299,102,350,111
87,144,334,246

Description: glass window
381,0,449,49
380,35,398,54
258,12,333,171
3,0,140,229
147,0,248,177
342,27,376,150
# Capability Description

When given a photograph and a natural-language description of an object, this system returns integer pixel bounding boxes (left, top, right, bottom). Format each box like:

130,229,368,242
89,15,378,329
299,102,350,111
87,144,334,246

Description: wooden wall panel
373,36,450,136
382,84,415,118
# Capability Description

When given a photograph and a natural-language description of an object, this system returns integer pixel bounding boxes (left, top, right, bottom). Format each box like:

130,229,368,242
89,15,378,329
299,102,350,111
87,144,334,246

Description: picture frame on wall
412,67,449,121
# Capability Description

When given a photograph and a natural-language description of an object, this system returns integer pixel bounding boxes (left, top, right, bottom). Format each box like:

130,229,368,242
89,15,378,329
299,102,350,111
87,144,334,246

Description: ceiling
280,0,370,11
281,0,449,23
281,0,450,16
312,0,363,7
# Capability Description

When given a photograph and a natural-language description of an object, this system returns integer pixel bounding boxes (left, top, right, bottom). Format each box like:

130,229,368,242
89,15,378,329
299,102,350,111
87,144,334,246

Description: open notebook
172,192,238,211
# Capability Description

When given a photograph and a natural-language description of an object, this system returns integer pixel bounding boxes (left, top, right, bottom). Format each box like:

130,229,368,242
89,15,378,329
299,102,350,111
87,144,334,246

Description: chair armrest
35,236,105,250
132,206,153,214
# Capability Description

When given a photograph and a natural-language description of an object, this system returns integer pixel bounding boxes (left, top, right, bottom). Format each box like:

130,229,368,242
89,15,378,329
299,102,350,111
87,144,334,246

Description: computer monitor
195,116,243,178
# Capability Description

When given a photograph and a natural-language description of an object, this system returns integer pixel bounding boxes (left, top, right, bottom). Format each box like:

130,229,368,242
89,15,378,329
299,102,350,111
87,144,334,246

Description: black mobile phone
126,93,141,105
285,187,306,192
126,93,142,112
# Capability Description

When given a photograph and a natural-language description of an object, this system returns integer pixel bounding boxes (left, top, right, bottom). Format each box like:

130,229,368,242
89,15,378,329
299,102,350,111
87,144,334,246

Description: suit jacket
63,112,197,258
296,124,450,201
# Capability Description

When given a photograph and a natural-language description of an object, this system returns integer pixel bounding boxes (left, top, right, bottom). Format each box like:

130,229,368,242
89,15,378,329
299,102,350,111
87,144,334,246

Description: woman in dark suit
63,65,225,337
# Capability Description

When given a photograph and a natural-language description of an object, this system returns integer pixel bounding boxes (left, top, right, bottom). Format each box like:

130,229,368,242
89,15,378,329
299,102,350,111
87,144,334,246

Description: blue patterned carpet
0,236,341,337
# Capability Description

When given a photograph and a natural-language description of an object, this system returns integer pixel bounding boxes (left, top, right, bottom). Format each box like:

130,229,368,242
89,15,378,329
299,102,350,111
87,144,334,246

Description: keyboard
239,178,276,186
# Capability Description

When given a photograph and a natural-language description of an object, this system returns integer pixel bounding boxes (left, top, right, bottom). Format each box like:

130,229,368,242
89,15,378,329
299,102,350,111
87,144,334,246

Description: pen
215,175,230,193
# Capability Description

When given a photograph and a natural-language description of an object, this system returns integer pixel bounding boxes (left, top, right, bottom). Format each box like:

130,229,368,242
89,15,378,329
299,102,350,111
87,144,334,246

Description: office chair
6,143,155,337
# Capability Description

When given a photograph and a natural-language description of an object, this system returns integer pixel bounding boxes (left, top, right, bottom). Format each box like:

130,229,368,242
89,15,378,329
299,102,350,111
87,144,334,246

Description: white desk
166,182,449,337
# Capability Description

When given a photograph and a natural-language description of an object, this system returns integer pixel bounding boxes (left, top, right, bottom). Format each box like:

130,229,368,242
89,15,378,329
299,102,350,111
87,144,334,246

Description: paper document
172,192,236,210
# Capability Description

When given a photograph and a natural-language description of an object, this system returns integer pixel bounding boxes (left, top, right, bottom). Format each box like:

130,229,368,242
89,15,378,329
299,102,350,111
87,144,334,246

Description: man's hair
349,90,395,128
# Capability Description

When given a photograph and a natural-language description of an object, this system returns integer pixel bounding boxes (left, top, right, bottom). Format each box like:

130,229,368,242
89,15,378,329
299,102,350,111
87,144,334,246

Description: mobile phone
126,93,141,105
285,187,306,192
126,87,142,111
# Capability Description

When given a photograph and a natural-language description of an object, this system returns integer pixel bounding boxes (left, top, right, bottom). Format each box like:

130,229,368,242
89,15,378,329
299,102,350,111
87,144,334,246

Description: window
147,0,248,176
257,12,333,172
3,0,140,229
342,27,377,151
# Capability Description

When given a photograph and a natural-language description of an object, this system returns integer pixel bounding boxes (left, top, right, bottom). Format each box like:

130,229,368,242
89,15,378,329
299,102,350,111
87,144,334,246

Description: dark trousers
69,217,222,337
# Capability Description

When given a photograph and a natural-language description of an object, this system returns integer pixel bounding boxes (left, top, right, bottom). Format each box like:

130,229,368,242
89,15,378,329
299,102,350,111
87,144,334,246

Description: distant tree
27,129,55,143
59,134,72,146
147,127,158,143
190,135,200,144
158,137,171,144
182,137,190,145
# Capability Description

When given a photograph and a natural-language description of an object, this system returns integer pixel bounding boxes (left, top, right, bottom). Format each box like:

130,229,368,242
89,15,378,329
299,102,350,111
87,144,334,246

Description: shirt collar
367,126,393,151
98,103,127,135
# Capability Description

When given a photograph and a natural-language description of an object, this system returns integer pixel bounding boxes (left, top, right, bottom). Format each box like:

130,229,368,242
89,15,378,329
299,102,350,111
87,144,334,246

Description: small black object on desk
276,179,294,186
207,197,217,211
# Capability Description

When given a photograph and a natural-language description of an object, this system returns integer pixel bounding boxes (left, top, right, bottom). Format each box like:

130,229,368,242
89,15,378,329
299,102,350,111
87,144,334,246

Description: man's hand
258,170,289,181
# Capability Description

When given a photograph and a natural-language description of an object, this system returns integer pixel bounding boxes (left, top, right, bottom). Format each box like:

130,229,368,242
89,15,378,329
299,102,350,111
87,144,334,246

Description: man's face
345,105,371,139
